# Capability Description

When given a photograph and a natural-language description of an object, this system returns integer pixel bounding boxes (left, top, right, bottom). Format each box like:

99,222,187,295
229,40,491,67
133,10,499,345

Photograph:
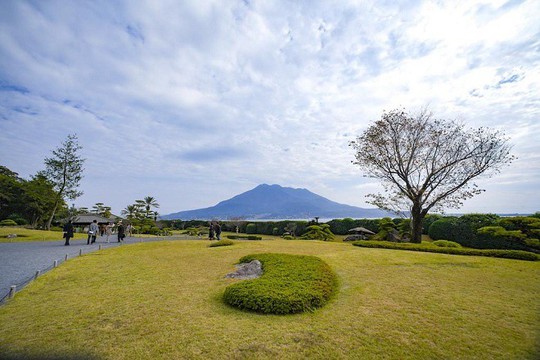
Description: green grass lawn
0,226,87,242
0,240,538,359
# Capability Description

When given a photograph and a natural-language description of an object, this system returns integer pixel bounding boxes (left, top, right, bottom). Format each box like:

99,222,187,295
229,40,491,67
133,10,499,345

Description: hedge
209,240,234,247
226,235,262,240
223,253,338,314
351,241,539,261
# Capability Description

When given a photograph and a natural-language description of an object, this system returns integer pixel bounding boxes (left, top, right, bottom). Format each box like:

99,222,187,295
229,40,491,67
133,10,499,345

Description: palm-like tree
122,204,138,220
143,196,159,218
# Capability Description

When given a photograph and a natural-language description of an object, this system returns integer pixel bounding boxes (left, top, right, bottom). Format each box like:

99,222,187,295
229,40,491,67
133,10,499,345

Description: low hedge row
223,253,338,314
351,241,539,261
226,235,262,240
209,240,234,247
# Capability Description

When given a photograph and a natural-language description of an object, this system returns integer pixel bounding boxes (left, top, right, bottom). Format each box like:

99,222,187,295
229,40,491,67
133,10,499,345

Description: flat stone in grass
225,260,262,280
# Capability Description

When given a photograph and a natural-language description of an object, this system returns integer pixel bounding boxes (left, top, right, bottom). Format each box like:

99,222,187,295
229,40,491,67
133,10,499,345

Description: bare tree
350,108,514,243
42,134,85,230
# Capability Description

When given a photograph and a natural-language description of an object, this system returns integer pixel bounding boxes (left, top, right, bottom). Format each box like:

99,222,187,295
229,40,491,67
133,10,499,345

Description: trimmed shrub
209,240,234,247
422,214,443,234
432,240,461,248
0,219,18,227
223,253,338,314
226,235,262,240
428,217,459,240
475,226,528,250
301,224,335,241
282,235,293,240
351,241,538,261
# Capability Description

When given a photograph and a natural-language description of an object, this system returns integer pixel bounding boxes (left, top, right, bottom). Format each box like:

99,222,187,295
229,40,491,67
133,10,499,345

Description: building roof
72,214,119,224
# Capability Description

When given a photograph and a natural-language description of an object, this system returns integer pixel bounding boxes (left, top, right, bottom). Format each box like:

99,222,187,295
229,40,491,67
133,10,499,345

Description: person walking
209,223,215,240
105,222,113,243
117,221,125,243
87,220,99,245
215,222,222,240
63,220,74,246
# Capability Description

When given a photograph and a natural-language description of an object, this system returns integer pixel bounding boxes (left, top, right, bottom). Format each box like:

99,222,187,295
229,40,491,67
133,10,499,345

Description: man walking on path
87,220,99,245
63,220,74,246
117,221,125,243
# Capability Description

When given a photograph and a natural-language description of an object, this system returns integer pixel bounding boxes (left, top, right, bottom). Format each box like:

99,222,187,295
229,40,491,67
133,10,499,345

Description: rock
7,234,17,239
225,260,263,280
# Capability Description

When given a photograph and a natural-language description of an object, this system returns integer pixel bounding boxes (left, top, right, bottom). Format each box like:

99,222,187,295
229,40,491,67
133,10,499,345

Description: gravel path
0,234,196,302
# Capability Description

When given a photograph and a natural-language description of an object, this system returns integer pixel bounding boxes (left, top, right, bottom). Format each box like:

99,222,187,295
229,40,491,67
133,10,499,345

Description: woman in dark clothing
63,220,74,246
117,222,125,243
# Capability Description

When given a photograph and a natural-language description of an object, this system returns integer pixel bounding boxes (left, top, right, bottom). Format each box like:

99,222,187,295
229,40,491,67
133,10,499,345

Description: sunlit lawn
0,239,538,359
0,226,87,242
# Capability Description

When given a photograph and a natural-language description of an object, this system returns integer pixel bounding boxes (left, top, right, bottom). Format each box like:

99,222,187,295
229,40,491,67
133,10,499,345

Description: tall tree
42,134,85,230
350,108,514,243
143,196,159,218
23,174,58,227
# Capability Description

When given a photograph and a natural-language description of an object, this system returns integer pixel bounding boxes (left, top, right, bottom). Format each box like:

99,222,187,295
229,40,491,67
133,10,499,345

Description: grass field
0,239,538,359
0,226,88,242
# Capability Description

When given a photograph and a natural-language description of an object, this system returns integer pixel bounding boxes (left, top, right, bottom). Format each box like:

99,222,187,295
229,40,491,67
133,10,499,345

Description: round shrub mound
223,253,338,314
432,240,462,248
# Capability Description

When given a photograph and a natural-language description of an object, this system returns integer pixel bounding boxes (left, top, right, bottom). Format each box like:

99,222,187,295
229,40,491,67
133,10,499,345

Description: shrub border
209,240,234,247
352,240,539,261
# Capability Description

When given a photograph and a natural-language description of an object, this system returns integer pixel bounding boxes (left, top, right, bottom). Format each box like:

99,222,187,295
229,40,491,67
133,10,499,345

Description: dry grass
0,239,538,359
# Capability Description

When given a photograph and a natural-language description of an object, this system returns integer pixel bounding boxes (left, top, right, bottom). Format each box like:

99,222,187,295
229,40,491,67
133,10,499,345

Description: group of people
208,222,222,240
62,220,130,246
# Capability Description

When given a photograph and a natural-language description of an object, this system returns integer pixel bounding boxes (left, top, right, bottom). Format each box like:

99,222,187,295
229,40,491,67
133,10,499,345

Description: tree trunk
410,204,424,243
46,197,60,230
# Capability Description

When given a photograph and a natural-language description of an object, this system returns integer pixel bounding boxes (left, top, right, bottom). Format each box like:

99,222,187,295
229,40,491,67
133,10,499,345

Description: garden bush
301,224,335,241
0,219,18,227
432,240,462,248
352,241,538,261
223,253,338,314
282,235,293,240
226,235,262,240
209,240,234,247
475,226,528,250
246,223,257,234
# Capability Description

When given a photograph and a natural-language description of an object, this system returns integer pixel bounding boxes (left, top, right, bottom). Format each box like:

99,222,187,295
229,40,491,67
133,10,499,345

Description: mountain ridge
161,184,392,220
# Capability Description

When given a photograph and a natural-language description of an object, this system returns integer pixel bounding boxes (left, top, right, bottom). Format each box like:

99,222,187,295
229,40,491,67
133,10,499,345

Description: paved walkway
0,234,196,302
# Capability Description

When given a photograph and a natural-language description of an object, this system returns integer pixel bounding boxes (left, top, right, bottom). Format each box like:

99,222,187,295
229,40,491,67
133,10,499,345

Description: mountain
161,184,393,220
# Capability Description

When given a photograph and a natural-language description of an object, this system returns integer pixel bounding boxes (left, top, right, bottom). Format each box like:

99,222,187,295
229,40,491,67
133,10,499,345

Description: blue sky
1,0,539,216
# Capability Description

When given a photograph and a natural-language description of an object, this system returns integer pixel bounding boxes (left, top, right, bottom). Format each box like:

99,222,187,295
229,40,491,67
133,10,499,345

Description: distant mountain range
161,184,393,220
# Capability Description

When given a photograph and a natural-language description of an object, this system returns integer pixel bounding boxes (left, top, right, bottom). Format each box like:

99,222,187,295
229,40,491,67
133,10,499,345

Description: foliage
373,217,397,240
0,219,18,226
476,226,528,250
41,134,85,229
226,235,262,240
245,223,257,234
326,218,380,235
301,224,335,241
209,239,234,247
422,214,443,234
223,253,338,314
352,240,538,261
497,216,540,238
350,108,514,243
432,240,462,248
428,217,459,241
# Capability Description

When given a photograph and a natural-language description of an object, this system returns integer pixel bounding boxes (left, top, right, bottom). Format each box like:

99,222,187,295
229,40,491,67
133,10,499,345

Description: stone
225,260,263,280
6,234,17,239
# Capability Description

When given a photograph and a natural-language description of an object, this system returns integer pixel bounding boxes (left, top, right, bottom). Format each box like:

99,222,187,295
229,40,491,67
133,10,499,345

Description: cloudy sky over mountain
1,0,539,216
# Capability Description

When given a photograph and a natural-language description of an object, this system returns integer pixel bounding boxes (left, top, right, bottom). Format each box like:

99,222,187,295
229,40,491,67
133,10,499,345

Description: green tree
23,174,58,227
0,166,23,220
350,108,514,243
143,196,160,218
42,134,85,230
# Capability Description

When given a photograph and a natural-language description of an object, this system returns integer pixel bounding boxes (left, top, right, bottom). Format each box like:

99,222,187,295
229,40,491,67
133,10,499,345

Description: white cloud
1,0,539,215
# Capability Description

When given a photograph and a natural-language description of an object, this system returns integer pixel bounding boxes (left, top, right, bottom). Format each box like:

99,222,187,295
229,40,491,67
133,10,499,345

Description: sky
1,0,539,217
